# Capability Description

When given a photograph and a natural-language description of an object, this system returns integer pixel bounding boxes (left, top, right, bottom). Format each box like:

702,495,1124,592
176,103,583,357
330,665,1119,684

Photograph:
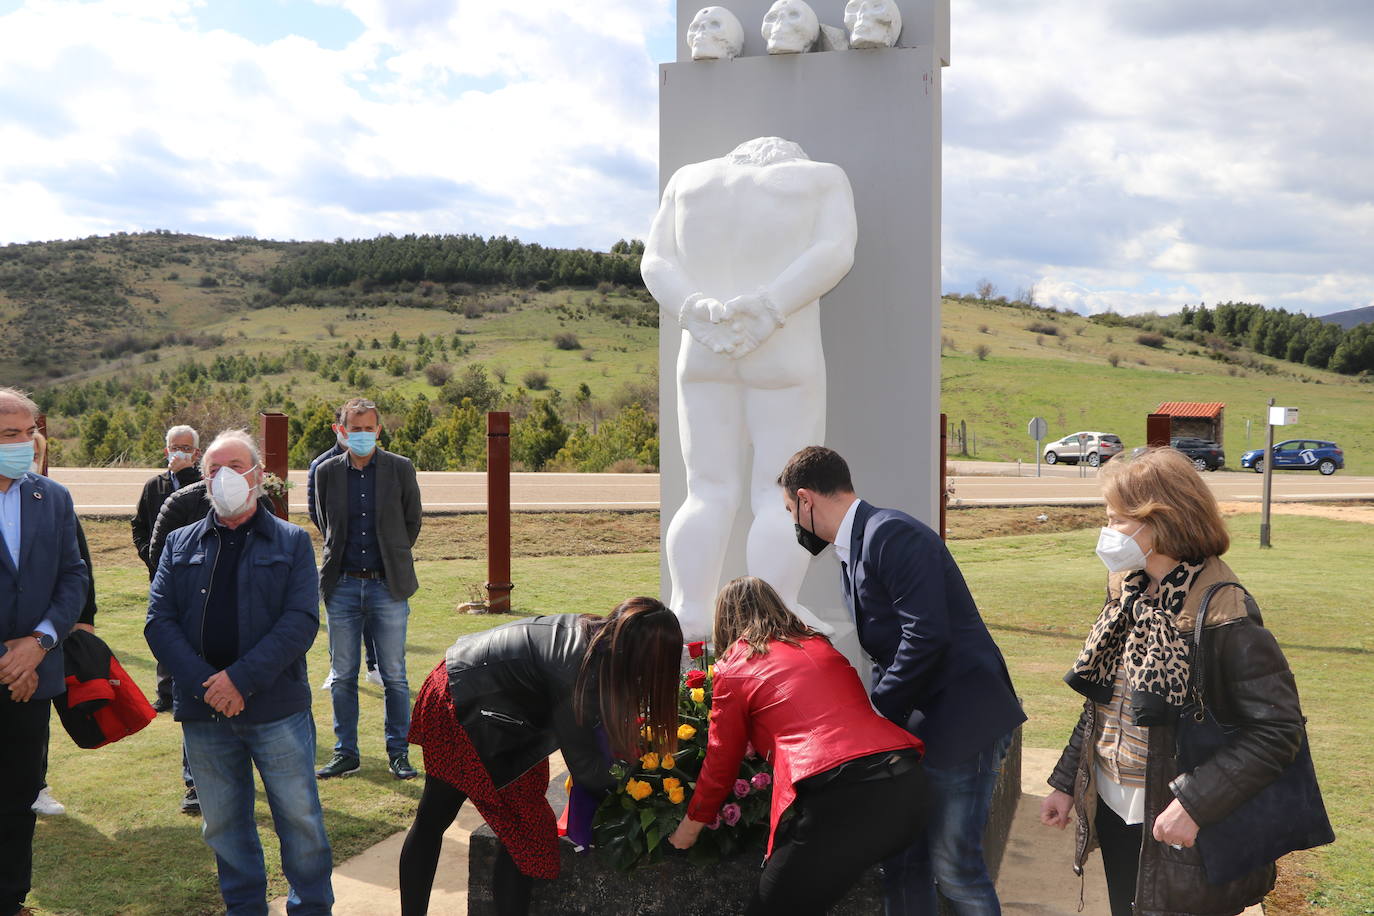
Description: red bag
53,629,156,749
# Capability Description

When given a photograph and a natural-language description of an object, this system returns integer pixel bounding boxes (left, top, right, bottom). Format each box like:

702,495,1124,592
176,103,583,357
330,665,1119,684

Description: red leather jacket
687,635,923,855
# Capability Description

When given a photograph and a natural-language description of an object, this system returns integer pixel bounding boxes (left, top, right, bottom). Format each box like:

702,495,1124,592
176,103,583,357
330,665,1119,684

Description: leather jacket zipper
480,709,526,726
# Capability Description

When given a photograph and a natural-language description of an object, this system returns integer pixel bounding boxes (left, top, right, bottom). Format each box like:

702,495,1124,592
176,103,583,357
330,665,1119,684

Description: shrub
1025,320,1059,336
978,324,989,334
974,344,991,361
424,363,453,387
554,332,582,350
941,335,957,353
523,370,550,390
1107,353,1121,367
1136,332,1166,349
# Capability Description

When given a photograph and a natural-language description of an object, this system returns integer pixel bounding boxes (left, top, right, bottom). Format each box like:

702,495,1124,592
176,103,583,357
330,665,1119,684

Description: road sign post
1028,416,1047,478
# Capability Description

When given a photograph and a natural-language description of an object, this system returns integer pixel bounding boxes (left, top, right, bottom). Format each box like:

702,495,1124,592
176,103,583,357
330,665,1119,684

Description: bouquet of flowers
592,641,773,870
259,472,294,502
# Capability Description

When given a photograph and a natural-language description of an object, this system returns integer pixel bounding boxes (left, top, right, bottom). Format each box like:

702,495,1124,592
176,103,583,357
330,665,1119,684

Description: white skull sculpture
762,0,820,55
687,6,746,61
844,0,903,49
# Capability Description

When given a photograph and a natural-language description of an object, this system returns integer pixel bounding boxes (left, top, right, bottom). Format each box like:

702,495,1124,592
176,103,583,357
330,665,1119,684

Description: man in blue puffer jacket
146,429,333,915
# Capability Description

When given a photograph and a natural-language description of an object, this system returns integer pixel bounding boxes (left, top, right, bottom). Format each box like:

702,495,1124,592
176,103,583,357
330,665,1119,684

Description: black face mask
793,500,829,556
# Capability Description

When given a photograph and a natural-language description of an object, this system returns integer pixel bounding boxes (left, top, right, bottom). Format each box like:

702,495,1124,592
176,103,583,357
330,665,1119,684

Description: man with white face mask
132,424,202,712
145,429,333,914
313,397,423,782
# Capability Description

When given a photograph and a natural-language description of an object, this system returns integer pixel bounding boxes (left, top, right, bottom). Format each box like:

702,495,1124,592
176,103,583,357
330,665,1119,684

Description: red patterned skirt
408,661,559,879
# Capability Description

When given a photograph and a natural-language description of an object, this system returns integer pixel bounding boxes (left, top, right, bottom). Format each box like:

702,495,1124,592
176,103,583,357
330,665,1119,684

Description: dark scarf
1065,560,1205,726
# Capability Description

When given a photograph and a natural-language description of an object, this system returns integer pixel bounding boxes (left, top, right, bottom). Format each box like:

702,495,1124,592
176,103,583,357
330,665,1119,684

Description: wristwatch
31,631,56,653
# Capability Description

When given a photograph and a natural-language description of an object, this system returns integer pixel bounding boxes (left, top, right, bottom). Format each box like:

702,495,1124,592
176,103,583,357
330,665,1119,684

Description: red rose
685,669,707,689
687,641,706,659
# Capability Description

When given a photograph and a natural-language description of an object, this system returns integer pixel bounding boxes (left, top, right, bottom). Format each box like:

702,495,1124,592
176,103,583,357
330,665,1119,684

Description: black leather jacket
445,614,611,793
1049,564,1304,915
147,480,275,574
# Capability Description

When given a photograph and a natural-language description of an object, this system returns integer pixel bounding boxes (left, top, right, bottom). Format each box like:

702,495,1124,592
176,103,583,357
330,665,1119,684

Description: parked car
1240,439,1344,476
1170,437,1226,471
1043,432,1124,467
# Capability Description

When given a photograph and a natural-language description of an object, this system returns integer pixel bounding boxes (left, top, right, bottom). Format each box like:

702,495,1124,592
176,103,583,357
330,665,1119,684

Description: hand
1152,797,1200,848
680,296,746,355
202,670,245,717
72,623,95,634
168,451,196,473
7,668,39,702
668,817,705,851
0,636,45,686
1040,789,1073,829
720,292,781,357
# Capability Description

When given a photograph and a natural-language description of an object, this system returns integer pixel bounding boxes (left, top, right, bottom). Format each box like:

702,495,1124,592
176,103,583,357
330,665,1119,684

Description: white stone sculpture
762,0,820,55
844,0,903,49
642,137,858,642
687,6,745,61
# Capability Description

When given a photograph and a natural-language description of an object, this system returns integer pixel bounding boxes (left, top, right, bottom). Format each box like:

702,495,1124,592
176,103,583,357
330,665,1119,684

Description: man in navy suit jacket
779,446,1024,915
0,388,87,916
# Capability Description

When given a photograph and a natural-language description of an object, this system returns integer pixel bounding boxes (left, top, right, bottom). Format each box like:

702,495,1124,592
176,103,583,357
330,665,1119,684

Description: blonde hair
1101,447,1230,562
713,576,826,659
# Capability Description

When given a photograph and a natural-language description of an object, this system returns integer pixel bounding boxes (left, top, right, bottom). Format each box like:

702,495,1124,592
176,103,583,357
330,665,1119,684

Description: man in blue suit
779,446,1024,915
0,388,87,916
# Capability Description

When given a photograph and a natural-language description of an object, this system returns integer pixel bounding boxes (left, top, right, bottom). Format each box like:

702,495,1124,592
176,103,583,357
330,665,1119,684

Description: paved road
47,466,1373,515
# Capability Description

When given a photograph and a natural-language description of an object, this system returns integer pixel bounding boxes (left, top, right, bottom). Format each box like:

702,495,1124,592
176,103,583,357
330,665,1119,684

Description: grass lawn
27,511,1373,915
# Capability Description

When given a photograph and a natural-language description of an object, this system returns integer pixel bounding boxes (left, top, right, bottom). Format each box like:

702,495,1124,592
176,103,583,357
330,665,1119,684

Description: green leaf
639,808,656,831
645,824,661,850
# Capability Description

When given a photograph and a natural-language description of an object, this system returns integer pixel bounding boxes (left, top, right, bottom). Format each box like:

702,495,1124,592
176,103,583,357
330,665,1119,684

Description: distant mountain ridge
1322,305,1374,330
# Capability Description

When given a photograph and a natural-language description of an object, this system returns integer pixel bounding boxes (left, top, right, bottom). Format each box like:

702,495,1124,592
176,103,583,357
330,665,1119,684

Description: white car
1043,432,1124,467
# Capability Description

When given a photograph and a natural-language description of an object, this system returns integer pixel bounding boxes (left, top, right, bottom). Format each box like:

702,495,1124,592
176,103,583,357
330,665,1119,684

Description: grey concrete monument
658,0,949,656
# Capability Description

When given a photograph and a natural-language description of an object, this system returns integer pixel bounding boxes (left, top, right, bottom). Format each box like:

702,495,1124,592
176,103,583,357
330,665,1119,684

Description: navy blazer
844,500,1024,768
0,473,88,699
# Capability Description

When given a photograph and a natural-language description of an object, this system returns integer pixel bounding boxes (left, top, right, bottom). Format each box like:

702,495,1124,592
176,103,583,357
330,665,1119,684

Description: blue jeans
882,730,1013,916
326,576,411,759
183,710,334,915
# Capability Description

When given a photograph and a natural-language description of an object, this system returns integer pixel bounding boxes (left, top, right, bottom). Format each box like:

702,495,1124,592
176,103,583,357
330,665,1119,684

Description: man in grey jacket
314,397,422,781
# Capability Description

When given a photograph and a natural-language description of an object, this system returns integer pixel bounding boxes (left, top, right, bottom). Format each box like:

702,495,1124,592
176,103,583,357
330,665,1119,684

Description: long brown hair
575,597,681,759
713,576,826,660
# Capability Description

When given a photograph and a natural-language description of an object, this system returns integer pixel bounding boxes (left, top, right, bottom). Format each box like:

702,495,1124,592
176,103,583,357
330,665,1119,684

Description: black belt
343,569,386,580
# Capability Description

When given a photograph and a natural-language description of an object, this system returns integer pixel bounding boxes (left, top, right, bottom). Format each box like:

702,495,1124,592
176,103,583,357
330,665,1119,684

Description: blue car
1240,439,1344,476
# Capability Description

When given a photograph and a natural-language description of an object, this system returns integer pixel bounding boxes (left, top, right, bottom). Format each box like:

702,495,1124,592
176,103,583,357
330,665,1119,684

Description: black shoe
316,754,361,779
151,697,172,713
181,787,200,816
389,753,418,780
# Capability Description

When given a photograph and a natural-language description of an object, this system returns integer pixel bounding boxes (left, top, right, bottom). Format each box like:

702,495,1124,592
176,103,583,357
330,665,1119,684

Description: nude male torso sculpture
642,137,857,640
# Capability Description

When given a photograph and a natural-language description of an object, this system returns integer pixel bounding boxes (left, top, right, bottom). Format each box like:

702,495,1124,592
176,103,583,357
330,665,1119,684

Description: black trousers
0,692,51,916
399,775,532,916
748,754,930,916
1094,798,1144,916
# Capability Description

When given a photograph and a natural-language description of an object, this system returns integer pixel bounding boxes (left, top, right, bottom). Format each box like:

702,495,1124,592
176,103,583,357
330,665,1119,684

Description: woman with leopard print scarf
1038,448,1308,916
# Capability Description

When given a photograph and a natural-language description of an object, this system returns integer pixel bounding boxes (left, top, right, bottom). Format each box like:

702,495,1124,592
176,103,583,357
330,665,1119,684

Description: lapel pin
32,490,42,500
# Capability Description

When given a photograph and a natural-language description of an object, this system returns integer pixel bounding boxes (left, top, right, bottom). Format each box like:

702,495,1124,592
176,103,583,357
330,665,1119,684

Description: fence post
486,412,514,613
940,413,948,540
258,411,290,519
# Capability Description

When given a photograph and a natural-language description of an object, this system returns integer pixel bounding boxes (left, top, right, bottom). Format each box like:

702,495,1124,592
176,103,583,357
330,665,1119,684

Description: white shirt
831,498,863,567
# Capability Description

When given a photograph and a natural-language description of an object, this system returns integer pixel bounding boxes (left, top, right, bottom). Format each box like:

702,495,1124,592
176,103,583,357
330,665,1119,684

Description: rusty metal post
1146,413,1172,449
940,413,948,541
486,412,514,613
35,413,49,476
258,411,289,519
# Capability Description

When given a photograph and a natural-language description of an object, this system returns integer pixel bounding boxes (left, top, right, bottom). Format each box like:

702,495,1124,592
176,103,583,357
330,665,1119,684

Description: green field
27,511,1374,915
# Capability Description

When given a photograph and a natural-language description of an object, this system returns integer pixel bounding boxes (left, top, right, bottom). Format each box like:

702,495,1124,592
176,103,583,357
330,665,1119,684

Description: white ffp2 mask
1095,525,1153,573
210,467,254,518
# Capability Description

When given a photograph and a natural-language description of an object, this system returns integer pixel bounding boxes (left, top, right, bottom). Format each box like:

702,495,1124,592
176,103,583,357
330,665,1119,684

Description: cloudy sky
0,0,1370,317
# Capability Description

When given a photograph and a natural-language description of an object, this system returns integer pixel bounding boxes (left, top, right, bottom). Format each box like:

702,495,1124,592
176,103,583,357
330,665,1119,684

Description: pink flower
733,778,751,798
707,814,722,831
744,742,757,759
721,803,742,826
751,772,771,791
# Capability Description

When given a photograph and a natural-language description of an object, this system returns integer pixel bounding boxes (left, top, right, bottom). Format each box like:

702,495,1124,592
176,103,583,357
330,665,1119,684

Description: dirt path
1216,501,1374,525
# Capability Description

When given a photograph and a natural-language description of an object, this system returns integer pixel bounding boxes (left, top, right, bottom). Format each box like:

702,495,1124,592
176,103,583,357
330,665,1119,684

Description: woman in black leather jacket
1039,448,1308,915
399,597,682,915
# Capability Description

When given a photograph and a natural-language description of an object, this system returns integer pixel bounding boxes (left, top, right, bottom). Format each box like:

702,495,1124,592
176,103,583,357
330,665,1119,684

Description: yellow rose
662,754,675,770
707,665,715,677
564,775,573,792
640,752,660,771
663,777,681,793
668,786,685,805
678,723,698,740
690,688,705,703
626,778,653,801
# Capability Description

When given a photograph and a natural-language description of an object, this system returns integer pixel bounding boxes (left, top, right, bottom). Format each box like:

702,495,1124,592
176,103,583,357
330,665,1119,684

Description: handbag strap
1190,580,1258,704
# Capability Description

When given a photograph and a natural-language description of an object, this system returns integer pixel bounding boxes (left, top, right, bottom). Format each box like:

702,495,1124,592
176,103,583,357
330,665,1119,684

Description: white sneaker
366,667,384,687
32,786,66,816
320,669,337,691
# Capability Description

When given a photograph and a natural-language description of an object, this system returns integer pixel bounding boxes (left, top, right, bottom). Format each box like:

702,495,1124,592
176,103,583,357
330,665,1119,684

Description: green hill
7,233,1372,475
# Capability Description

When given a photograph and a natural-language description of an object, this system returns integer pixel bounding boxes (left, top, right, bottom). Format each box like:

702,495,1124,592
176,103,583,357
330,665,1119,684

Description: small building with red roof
1154,401,1225,443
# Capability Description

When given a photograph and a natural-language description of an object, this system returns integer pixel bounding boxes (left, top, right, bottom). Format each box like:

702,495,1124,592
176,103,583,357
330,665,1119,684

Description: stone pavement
272,747,1262,915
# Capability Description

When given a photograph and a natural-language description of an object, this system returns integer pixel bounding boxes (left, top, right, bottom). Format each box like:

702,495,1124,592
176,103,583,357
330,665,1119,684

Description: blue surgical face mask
346,431,377,458
0,440,36,480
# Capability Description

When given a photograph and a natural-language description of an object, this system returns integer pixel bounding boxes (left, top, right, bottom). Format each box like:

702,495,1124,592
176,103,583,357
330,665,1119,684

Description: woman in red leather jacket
668,577,930,914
